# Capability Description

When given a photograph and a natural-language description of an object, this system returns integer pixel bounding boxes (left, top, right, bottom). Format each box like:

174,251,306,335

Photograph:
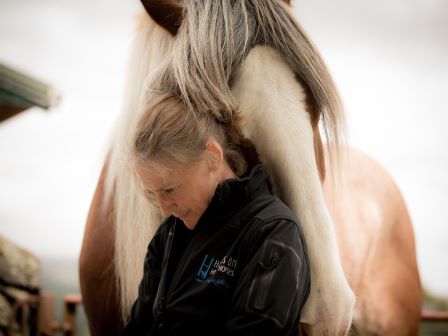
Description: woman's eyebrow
150,183,179,193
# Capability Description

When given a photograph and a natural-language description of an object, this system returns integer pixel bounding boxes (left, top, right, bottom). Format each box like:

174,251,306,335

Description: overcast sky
1,0,447,297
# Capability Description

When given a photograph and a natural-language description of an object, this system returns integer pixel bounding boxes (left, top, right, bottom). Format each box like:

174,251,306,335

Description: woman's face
135,157,219,230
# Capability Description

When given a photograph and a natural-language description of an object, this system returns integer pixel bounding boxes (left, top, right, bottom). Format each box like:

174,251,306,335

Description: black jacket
123,165,310,335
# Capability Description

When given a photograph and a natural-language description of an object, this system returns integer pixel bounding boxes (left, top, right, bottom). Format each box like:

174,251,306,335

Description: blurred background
0,0,447,334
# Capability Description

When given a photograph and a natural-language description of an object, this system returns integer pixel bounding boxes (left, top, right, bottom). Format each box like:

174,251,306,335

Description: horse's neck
231,46,348,324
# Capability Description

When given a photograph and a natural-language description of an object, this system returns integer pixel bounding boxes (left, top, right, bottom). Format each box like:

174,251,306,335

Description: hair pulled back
133,93,247,176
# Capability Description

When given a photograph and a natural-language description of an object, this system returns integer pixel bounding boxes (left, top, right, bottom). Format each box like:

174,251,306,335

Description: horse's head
138,0,343,183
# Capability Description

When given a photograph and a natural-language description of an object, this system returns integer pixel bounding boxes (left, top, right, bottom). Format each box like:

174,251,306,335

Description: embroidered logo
196,255,215,280
195,254,238,289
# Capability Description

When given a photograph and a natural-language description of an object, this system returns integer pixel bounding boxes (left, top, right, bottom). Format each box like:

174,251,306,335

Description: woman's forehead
137,163,178,180
136,161,193,186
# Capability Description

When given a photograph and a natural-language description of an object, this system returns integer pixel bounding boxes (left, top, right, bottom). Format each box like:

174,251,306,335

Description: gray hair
148,0,344,149
133,93,247,176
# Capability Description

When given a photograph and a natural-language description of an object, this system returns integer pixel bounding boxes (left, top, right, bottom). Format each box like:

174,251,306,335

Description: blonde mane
104,14,172,319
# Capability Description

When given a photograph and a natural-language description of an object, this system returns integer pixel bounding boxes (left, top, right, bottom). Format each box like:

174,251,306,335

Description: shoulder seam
252,216,299,230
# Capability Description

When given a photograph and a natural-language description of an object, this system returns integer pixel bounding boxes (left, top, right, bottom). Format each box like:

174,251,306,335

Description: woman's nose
158,198,172,217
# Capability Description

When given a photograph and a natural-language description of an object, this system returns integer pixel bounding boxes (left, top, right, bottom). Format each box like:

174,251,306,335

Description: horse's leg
325,149,421,334
231,45,355,335
79,159,123,336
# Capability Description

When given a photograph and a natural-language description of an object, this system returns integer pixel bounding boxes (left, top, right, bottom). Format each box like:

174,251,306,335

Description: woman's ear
205,139,224,170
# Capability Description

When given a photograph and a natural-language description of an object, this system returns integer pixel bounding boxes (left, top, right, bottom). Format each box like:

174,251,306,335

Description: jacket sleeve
225,218,310,336
122,224,166,335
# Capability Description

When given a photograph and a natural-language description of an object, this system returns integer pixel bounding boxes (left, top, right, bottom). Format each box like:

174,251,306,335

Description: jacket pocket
247,239,303,328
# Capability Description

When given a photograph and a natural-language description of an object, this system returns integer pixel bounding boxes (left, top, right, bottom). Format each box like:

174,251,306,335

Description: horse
79,1,421,335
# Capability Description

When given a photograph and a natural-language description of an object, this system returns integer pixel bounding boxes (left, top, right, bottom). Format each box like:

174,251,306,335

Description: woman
123,93,310,335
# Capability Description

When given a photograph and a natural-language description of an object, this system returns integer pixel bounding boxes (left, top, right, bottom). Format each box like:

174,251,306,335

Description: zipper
161,221,176,305
153,221,176,329
164,217,207,301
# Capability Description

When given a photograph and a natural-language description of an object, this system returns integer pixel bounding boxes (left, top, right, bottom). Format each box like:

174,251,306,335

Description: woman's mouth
175,210,190,219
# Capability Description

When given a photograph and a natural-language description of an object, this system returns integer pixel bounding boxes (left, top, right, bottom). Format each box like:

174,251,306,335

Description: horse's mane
150,0,344,145
105,0,345,322
103,14,172,321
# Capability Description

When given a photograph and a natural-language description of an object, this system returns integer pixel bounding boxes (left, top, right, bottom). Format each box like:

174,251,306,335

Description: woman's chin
181,211,198,230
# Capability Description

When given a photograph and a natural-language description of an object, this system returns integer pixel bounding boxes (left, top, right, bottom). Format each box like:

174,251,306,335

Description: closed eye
143,191,159,206
144,184,180,203
163,184,181,196
145,190,156,199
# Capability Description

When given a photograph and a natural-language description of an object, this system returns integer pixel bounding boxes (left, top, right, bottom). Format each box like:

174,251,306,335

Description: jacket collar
215,164,270,204
192,164,271,230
